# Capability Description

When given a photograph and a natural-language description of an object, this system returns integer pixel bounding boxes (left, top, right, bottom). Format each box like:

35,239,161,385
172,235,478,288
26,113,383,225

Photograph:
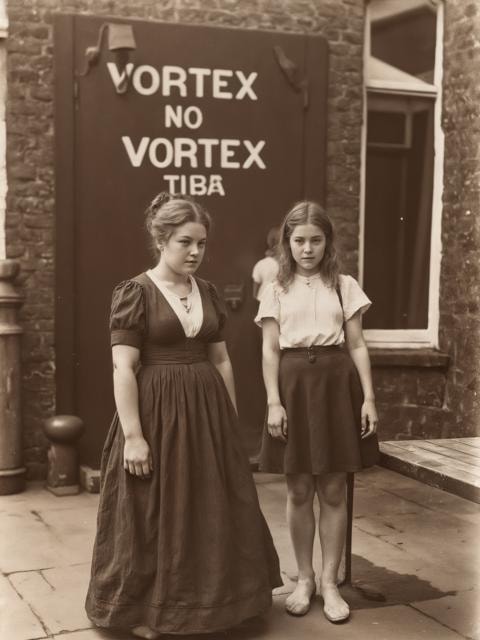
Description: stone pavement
0,467,479,640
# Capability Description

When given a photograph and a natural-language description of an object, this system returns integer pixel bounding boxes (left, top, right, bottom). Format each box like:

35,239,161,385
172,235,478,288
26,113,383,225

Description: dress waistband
141,341,208,365
281,344,344,363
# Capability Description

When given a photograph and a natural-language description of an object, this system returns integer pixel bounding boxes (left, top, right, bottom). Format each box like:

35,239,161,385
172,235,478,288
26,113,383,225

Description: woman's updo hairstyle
145,192,212,259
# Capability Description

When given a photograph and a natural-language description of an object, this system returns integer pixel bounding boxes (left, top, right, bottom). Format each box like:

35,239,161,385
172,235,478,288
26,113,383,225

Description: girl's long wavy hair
277,201,339,290
145,192,211,260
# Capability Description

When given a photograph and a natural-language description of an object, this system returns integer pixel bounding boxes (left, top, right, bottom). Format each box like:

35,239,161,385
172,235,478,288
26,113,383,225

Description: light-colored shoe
321,584,350,623
285,579,316,616
323,606,350,623
132,625,160,639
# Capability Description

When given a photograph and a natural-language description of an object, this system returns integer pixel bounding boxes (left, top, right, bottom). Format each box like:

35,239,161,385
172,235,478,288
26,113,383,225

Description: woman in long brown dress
85,193,282,639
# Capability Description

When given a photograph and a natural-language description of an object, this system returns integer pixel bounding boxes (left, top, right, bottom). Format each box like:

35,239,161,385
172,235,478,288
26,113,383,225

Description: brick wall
5,0,365,478
372,356,452,442
439,0,480,437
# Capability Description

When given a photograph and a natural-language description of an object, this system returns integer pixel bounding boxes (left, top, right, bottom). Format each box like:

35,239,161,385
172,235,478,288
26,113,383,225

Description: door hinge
273,45,309,109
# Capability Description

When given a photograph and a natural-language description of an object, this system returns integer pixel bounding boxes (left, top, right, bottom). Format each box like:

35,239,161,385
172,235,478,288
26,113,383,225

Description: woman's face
159,222,207,276
289,224,326,276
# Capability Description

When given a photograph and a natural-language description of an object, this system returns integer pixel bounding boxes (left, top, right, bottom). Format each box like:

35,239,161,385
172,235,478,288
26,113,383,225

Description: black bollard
43,415,84,495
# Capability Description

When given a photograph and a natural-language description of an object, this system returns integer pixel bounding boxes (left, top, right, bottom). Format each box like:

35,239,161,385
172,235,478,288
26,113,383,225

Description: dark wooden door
55,15,328,467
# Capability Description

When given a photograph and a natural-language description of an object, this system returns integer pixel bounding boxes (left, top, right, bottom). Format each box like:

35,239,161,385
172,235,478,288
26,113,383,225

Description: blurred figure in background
252,226,280,302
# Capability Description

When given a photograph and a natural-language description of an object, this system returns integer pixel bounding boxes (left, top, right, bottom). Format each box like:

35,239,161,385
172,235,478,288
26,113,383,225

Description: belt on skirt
281,344,344,364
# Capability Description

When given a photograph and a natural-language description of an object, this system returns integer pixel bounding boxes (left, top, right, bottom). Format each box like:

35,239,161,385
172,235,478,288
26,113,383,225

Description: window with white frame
361,0,444,348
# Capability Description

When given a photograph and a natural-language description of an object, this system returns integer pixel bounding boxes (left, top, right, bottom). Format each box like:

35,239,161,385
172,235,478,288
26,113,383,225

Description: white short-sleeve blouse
254,273,371,349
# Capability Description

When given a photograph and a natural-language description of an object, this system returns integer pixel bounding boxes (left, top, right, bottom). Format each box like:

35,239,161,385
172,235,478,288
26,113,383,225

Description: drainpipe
0,259,25,494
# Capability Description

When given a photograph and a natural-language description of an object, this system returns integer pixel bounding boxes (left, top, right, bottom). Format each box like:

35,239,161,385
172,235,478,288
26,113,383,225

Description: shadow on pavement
349,553,457,609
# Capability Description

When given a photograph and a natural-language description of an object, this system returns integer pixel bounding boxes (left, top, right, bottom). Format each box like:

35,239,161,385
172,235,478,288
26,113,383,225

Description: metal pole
344,472,355,584
337,472,355,585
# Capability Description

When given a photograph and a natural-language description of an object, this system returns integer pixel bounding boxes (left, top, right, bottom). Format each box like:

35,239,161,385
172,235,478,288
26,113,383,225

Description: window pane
368,111,406,145
363,94,434,330
370,0,437,84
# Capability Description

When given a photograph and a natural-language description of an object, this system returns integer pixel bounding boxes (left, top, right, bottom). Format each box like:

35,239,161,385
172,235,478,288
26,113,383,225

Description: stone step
379,438,480,504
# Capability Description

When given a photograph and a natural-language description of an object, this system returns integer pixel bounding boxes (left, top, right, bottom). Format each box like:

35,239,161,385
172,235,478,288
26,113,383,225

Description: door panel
55,15,328,466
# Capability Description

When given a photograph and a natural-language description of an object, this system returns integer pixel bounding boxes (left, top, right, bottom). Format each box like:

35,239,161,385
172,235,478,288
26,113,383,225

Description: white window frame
359,1,444,349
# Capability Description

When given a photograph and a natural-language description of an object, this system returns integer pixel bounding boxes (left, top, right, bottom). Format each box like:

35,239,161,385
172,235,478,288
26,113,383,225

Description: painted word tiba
164,175,225,196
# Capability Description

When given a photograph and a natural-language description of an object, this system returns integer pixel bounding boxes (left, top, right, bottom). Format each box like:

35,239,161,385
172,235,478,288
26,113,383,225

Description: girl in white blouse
255,201,379,623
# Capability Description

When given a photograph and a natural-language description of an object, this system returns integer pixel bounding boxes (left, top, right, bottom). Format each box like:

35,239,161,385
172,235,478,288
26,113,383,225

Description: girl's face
289,224,327,276
158,222,207,276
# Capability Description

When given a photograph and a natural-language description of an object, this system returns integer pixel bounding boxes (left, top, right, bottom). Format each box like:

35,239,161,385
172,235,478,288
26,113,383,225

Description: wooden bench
379,437,480,504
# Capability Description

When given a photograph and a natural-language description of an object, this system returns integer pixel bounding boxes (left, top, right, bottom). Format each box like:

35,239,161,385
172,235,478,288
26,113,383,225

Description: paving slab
356,466,426,491
52,631,126,640
0,500,97,573
32,505,97,564
412,588,480,640
9,564,92,635
0,508,66,573
352,523,477,594
353,484,423,518
0,574,46,640
352,526,430,577
379,484,480,526
229,597,464,640
353,508,478,566
3,482,97,512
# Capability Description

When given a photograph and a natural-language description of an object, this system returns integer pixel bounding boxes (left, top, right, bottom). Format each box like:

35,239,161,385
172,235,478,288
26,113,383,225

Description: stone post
0,259,25,495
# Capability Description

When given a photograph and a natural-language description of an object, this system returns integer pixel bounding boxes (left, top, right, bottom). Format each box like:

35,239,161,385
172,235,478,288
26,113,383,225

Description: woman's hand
267,403,288,442
361,399,378,439
123,435,153,479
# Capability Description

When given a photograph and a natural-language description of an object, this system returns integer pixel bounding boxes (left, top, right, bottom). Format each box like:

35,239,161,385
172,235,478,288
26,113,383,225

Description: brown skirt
85,351,282,635
259,345,379,475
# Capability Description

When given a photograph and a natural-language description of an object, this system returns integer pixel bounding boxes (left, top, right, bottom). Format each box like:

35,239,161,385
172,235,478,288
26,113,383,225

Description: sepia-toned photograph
0,1,478,639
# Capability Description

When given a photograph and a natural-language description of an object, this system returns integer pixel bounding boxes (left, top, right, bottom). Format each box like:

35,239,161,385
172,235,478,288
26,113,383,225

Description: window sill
370,348,449,369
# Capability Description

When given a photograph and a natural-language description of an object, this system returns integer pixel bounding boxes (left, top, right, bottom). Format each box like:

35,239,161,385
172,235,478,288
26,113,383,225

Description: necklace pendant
180,296,191,313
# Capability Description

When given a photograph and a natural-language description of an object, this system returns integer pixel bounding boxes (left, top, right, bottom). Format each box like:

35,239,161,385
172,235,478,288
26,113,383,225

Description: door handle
223,283,244,311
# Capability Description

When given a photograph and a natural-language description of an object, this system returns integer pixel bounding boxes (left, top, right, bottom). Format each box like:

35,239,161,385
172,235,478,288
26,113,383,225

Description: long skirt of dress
259,345,374,475
85,358,282,635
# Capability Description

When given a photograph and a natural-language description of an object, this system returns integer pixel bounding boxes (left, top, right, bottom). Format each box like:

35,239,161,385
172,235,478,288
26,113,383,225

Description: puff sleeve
109,280,145,349
252,260,262,284
339,275,372,321
206,281,228,343
254,282,280,326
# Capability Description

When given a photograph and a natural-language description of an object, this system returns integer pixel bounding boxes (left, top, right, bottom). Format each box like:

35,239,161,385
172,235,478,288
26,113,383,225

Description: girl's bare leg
285,473,316,615
316,472,350,622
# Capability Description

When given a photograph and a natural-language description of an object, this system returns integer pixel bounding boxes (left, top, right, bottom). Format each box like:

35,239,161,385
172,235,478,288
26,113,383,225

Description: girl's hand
267,403,288,442
123,435,153,479
361,399,378,439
